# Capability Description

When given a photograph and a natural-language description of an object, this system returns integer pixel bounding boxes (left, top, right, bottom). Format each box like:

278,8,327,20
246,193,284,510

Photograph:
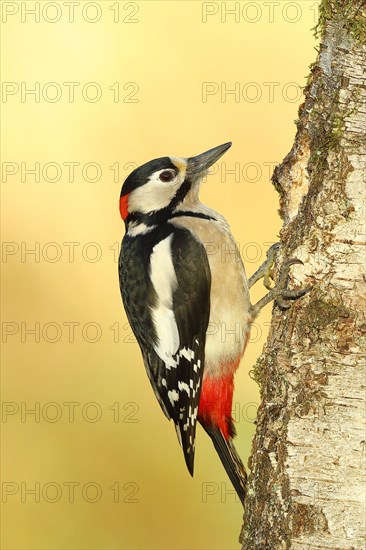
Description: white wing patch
149,233,204,461
149,235,179,365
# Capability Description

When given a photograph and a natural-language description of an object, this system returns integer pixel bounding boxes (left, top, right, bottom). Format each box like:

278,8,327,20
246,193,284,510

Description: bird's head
119,142,232,222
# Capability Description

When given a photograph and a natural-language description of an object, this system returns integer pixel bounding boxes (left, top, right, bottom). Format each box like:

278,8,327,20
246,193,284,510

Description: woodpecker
118,143,309,503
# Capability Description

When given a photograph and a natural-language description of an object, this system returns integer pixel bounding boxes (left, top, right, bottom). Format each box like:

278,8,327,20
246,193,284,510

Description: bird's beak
187,142,232,179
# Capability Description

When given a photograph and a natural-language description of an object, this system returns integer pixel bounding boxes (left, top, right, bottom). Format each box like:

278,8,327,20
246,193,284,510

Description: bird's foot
248,242,281,290
249,249,312,319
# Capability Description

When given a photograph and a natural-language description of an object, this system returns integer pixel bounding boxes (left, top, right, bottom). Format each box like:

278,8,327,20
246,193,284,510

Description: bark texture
240,2,366,548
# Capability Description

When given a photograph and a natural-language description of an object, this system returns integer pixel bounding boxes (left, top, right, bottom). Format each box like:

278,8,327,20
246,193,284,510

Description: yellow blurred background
2,1,316,548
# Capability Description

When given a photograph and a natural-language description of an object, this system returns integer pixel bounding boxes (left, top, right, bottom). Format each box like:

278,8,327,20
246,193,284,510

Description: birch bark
240,2,366,548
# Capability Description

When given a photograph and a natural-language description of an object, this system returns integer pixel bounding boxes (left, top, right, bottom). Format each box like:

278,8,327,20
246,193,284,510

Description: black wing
119,226,211,475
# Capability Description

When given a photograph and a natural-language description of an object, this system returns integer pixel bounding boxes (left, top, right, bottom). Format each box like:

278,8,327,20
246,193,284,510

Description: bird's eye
159,170,175,182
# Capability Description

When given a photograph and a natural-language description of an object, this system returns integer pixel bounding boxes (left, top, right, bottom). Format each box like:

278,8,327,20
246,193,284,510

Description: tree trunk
240,2,366,548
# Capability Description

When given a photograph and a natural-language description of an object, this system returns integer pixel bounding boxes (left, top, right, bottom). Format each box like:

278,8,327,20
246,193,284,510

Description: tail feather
203,424,247,504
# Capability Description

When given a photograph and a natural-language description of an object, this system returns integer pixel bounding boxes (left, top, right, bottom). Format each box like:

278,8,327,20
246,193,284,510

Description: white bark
240,3,366,548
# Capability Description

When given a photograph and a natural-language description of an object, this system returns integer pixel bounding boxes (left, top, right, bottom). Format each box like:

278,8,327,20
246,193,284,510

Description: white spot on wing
179,347,195,361
178,381,190,395
168,389,179,406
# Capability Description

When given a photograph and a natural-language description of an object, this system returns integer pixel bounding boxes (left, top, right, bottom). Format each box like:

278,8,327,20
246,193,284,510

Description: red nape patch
119,194,129,220
198,372,235,440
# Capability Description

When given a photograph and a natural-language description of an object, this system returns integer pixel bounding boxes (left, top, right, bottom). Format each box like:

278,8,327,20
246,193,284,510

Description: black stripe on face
125,177,196,227
167,178,191,209
120,157,178,197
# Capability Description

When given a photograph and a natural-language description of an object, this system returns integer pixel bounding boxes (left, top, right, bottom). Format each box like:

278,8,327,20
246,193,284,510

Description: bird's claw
249,251,312,318
248,242,282,290
273,258,311,310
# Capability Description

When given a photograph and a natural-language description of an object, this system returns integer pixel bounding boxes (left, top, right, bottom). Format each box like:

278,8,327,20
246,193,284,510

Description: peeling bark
240,2,366,549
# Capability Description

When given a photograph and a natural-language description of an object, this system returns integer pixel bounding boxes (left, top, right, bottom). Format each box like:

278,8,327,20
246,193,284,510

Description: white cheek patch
128,179,178,213
127,160,188,214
